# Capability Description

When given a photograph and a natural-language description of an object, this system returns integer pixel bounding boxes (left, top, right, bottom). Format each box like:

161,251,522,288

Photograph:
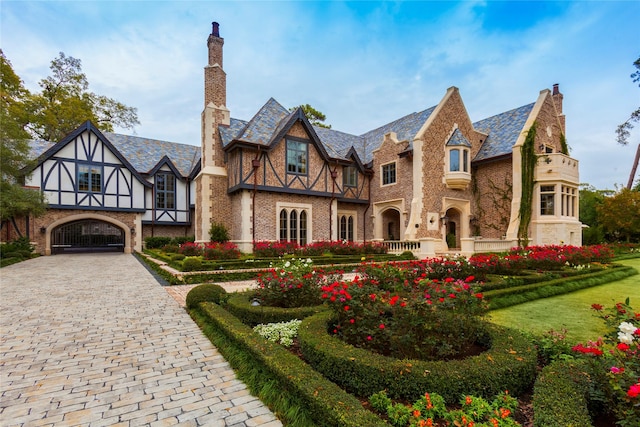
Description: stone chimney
205,21,226,108
552,83,565,133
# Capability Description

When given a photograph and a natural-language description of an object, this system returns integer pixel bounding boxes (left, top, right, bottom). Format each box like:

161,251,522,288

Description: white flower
619,321,637,334
284,261,291,268
618,332,635,345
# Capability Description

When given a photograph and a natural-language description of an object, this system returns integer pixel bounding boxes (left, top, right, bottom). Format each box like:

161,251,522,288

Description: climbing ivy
518,123,537,246
560,133,569,155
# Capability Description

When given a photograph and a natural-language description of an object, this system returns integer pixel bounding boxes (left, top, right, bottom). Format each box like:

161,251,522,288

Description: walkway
0,254,282,427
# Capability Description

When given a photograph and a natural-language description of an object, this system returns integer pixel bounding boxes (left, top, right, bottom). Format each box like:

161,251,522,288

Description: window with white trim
78,163,102,192
156,173,176,209
343,165,357,187
286,139,308,175
540,185,556,216
278,206,309,245
338,212,356,242
561,185,577,217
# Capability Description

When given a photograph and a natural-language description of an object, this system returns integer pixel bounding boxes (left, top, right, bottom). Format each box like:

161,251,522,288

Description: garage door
51,219,125,254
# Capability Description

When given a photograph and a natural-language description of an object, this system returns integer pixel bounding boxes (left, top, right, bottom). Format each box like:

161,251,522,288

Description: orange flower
500,408,511,419
413,409,421,418
465,395,473,405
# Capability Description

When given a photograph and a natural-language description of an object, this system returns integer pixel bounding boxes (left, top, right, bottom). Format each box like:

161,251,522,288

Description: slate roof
233,98,291,146
446,128,472,147
103,132,201,177
473,103,535,162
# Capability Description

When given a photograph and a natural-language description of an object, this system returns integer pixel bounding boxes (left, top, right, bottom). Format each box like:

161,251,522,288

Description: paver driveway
0,254,282,427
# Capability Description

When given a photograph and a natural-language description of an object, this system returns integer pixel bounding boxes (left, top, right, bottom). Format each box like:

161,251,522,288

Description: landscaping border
193,302,386,427
225,292,328,326
298,310,537,403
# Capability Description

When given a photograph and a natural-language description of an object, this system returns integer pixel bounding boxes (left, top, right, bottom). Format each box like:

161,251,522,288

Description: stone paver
0,254,282,427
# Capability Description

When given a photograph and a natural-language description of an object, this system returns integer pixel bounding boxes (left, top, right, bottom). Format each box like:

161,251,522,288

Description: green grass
487,258,640,344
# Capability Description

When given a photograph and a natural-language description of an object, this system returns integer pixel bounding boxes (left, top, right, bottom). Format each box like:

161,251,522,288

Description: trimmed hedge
298,310,537,403
186,284,228,309
225,292,328,326
533,359,593,427
196,302,386,427
485,265,637,309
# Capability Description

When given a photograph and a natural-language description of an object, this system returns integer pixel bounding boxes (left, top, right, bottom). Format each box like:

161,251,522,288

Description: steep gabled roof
473,103,535,162
103,132,200,177
312,126,365,160
446,128,472,147
359,107,436,163
234,98,291,145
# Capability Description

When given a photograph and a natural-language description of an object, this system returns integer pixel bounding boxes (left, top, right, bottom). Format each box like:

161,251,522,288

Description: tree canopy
1,50,139,222
596,188,640,243
290,103,331,129
0,51,46,221
25,52,140,142
616,56,640,189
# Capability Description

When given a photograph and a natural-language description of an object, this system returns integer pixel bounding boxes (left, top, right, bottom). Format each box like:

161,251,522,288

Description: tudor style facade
8,21,581,256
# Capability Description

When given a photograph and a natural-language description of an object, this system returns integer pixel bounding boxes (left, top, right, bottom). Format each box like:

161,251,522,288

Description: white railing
470,238,518,253
383,240,421,254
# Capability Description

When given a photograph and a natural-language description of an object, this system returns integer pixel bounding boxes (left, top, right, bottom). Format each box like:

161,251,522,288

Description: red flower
617,342,630,351
591,303,603,311
627,383,640,398
389,295,399,306
349,318,355,324
344,305,350,311
379,323,385,329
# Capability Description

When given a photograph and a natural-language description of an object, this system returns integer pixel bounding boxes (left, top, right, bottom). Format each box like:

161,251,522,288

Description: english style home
6,22,582,256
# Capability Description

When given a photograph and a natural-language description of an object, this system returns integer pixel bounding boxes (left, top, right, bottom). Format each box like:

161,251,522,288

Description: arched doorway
444,208,461,249
381,208,401,241
51,219,125,254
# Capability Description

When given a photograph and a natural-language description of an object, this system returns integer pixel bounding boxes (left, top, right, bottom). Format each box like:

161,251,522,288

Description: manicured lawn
487,258,640,344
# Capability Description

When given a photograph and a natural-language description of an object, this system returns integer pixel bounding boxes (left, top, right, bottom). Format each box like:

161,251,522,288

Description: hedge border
485,265,637,309
225,292,328,326
195,302,386,427
298,310,537,403
532,359,593,427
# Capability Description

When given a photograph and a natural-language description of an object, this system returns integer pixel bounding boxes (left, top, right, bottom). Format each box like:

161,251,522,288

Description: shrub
298,311,536,402
0,237,34,257
225,292,327,326
533,360,592,427
144,236,172,249
209,222,230,243
202,241,241,260
186,284,228,309
179,242,202,257
170,253,185,261
253,319,301,347
161,244,180,254
322,265,486,360
254,258,342,308
182,256,202,272
171,236,194,245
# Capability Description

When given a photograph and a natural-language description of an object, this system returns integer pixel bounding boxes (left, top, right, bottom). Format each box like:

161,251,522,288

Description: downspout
363,174,372,243
252,148,261,243
151,183,155,237
185,176,190,237
329,167,338,240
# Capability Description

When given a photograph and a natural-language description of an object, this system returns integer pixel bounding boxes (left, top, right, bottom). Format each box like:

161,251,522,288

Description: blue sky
2,0,638,190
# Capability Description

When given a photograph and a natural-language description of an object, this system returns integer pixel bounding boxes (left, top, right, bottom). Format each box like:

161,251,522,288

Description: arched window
279,210,288,242
290,210,298,242
299,211,307,245
347,216,354,242
340,216,347,241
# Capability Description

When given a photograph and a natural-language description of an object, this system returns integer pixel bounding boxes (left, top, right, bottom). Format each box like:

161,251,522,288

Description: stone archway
44,213,132,255
443,208,461,249
381,208,401,241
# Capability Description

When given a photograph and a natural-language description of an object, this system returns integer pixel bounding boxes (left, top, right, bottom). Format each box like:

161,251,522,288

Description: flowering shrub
572,298,640,426
179,241,202,256
509,244,614,270
252,240,388,258
322,262,487,360
202,242,241,260
253,319,301,347
254,258,343,308
369,390,519,427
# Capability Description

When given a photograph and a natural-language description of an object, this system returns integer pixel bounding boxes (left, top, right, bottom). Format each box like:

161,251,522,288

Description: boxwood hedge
225,292,328,326
298,310,537,403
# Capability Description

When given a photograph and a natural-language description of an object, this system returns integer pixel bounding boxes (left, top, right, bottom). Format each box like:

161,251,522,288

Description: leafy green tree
0,51,47,222
616,56,640,189
25,52,140,141
579,184,612,244
596,188,640,243
290,103,331,129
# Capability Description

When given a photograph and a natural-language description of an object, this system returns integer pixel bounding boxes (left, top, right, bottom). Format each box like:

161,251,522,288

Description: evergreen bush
186,284,228,309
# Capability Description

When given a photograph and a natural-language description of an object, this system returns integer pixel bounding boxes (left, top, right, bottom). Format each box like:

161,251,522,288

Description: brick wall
474,159,513,238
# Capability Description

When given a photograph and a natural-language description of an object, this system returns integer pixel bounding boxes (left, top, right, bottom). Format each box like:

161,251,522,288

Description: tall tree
596,188,640,243
0,51,47,222
616,56,640,189
26,52,140,142
290,103,331,129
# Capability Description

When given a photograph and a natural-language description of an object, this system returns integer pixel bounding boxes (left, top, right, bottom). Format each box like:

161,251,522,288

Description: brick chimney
552,83,565,133
205,21,226,107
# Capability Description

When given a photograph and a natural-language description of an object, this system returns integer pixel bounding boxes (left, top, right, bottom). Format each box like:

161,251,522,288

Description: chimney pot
212,22,220,37
552,83,559,95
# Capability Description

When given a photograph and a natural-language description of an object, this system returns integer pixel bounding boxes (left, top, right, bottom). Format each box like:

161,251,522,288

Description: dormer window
286,139,308,175
343,165,358,187
444,129,471,190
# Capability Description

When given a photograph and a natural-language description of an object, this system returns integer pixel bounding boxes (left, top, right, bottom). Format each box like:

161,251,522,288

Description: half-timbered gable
26,121,149,212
